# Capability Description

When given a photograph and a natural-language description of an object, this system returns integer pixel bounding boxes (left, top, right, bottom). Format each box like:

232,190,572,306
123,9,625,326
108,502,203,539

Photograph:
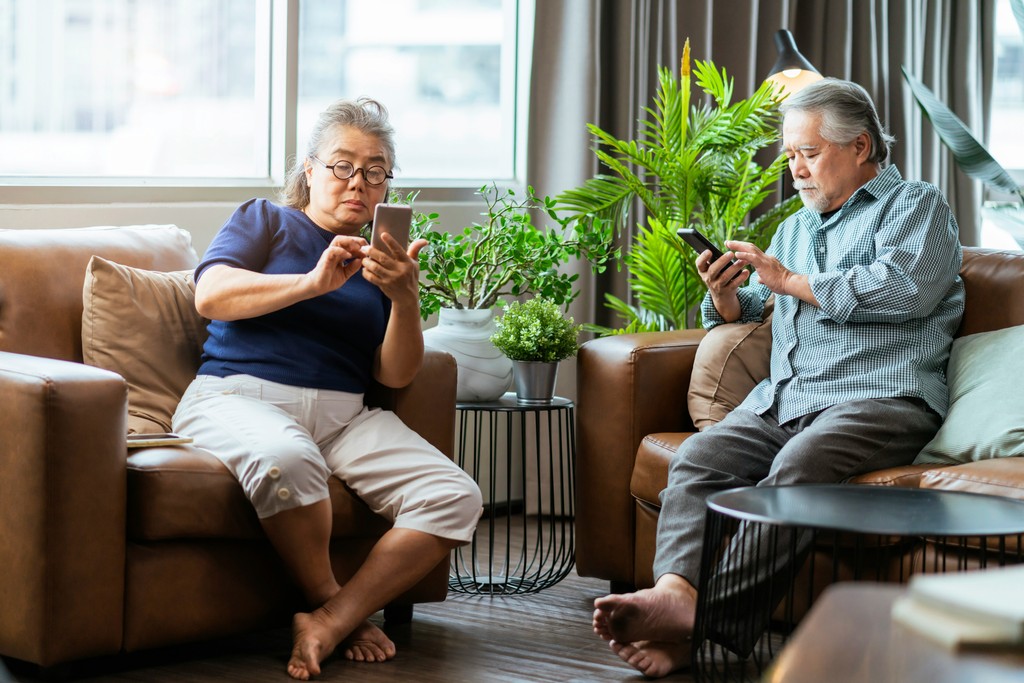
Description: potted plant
556,40,801,333
490,296,582,404
410,183,616,401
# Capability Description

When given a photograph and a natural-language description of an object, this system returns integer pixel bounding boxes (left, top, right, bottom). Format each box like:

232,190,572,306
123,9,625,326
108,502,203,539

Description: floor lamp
766,29,822,98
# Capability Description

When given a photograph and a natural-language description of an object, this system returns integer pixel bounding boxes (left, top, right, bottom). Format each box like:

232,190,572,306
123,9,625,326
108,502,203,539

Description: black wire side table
691,485,1024,682
449,393,576,595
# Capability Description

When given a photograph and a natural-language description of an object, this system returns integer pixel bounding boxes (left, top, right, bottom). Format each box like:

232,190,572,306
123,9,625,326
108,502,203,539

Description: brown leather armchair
0,225,456,669
576,247,1024,593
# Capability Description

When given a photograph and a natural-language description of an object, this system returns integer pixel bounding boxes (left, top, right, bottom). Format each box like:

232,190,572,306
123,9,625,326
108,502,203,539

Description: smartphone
677,228,726,262
126,433,194,448
371,204,413,251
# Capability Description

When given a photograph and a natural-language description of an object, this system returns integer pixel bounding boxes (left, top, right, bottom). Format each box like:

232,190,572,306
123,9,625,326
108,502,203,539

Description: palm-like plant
901,0,1024,245
557,40,801,333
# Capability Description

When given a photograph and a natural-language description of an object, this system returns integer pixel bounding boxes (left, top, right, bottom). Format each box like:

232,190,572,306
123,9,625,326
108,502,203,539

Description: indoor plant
901,0,1024,246
556,40,801,334
411,183,615,401
490,296,582,404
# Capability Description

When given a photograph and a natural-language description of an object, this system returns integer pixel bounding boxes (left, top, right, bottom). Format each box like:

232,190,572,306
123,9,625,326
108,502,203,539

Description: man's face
782,110,870,214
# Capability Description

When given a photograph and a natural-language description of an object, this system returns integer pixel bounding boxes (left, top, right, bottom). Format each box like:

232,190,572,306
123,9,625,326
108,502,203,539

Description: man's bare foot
288,612,335,681
342,620,396,662
610,638,692,678
593,580,697,644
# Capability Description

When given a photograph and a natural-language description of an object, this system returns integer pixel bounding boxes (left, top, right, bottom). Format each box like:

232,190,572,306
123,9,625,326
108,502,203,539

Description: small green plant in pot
491,297,582,404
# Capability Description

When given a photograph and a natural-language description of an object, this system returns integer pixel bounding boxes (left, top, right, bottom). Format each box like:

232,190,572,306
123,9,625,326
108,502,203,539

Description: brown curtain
529,0,995,334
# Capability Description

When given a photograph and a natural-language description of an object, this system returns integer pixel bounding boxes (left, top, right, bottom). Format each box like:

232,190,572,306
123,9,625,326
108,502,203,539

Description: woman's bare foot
593,578,697,644
610,638,692,678
342,620,396,662
287,612,397,679
288,612,334,680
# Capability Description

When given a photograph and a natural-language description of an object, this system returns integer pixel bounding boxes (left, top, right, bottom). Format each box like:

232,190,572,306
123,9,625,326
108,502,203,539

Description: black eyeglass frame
310,156,393,186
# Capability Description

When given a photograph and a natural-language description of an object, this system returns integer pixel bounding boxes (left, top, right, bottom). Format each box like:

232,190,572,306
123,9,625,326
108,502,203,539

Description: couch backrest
0,225,198,362
959,247,1024,338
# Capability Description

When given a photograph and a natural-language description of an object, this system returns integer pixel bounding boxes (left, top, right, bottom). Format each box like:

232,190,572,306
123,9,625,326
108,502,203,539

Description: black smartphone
371,204,413,251
677,228,726,261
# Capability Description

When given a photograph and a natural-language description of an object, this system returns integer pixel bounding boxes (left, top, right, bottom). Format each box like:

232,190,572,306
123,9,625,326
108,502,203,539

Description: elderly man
592,78,965,677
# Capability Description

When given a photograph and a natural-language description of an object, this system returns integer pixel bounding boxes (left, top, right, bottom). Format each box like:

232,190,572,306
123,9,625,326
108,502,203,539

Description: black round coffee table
692,484,1024,682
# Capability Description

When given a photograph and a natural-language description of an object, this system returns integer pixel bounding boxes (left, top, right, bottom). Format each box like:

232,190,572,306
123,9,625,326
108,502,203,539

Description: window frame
0,0,534,206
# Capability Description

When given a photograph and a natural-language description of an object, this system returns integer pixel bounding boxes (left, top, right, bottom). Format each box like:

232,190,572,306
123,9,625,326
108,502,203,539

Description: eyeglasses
310,156,393,186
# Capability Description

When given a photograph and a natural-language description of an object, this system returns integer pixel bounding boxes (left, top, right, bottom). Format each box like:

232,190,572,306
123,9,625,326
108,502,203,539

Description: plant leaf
901,67,1022,198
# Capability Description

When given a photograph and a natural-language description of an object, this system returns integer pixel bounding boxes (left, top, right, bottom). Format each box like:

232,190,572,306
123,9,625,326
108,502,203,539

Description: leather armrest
365,348,457,460
575,329,705,584
0,352,127,665
919,457,1024,500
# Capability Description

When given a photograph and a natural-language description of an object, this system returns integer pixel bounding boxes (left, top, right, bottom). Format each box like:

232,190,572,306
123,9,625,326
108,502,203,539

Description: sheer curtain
529,0,995,337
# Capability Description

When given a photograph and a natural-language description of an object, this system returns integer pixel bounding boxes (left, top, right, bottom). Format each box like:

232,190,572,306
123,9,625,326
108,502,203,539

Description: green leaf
901,67,1022,198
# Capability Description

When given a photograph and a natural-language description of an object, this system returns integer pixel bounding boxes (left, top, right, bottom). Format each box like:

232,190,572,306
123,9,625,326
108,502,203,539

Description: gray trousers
653,397,942,586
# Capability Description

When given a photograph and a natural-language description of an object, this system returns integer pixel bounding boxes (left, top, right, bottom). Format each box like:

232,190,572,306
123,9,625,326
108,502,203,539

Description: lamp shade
766,29,822,96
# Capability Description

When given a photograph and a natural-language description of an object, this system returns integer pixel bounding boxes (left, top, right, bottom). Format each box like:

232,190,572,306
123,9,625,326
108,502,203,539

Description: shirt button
268,466,281,480
277,487,291,500
819,246,826,253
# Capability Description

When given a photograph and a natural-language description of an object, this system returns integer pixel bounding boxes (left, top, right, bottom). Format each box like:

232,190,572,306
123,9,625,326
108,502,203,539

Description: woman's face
303,125,391,235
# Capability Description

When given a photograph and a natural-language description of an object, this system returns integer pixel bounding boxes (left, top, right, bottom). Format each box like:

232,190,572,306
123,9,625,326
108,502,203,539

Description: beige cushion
82,256,208,434
687,299,773,431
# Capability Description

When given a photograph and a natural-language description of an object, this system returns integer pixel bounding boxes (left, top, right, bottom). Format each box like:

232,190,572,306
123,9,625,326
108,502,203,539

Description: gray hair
780,78,895,165
279,97,397,209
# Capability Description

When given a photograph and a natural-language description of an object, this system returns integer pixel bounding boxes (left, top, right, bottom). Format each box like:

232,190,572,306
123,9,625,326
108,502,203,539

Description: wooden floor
5,567,697,683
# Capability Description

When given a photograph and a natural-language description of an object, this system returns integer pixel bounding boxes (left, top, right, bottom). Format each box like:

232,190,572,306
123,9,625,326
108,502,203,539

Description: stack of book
892,564,1024,650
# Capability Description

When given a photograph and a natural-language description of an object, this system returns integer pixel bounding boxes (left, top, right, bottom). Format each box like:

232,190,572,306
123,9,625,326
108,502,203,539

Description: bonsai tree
490,297,582,363
557,40,801,333
411,184,617,320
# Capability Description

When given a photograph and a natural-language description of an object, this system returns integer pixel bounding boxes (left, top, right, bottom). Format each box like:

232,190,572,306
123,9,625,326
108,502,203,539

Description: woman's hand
366,233,430,388
360,233,428,309
304,234,367,296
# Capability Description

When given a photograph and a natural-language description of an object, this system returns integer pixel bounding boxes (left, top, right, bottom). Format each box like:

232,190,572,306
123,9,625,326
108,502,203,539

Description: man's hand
696,248,749,322
726,240,819,307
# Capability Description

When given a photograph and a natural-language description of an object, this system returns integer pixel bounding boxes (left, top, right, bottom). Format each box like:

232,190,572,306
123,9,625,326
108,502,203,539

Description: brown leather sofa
576,247,1024,593
0,225,456,669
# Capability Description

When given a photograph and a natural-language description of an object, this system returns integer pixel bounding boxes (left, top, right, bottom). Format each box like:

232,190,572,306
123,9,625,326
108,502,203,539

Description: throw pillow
915,324,1024,465
687,298,774,431
82,256,208,434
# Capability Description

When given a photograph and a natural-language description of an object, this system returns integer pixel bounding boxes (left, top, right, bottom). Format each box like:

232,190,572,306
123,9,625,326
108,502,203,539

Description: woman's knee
243,444,331,518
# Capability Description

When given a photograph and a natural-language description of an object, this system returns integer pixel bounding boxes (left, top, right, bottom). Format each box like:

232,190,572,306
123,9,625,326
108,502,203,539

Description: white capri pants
172,374,482,544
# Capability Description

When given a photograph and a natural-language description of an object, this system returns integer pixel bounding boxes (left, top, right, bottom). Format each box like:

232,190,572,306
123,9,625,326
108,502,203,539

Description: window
982,0,1024,250
0,0,530,196
298,0,522,181
0,0,269,179
991,0,1024,178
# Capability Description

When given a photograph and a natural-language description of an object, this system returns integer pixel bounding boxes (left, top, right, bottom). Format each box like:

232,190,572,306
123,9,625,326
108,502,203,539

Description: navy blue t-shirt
196,198,390,393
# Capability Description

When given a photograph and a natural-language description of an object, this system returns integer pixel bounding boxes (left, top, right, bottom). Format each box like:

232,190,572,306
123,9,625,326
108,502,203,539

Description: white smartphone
371,204,413,251
126,433,194,448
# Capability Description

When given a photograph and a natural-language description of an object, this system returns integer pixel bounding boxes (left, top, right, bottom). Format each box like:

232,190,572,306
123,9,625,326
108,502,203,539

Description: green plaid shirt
702,165,965,422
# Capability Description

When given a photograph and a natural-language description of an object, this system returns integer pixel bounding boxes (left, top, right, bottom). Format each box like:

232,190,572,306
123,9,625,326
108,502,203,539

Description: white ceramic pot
423,308,513,402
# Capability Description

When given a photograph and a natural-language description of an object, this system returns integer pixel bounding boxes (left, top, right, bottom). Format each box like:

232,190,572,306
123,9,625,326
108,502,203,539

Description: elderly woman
172,98,482,680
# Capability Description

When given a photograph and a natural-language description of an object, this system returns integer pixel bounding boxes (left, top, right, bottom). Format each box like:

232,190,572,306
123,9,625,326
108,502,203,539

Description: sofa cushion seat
631,432,689,507
127,447,390,541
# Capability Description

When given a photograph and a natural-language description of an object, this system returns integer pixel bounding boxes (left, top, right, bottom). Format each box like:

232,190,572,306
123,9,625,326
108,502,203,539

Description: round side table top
707,484,1024,537
456,392,573,411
